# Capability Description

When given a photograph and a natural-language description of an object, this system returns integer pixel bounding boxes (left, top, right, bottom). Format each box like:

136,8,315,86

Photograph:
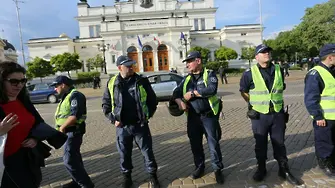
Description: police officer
51,76,94,188
239,44,302,185
304,44,335,176
172,51,224,184
102,55,160,188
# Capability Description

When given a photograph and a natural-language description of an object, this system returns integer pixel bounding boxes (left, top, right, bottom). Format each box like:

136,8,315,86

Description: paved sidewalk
37,77,335,188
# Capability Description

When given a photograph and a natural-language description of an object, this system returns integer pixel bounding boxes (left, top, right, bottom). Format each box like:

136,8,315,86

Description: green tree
92,54,104,71
50,53,82,78
215,46,238,61
26,57,54,82
188,46,211,64
296,0,335,52
241,47,255,68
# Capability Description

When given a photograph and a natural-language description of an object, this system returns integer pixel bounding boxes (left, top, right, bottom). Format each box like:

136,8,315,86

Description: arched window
142,45,153,52
157,44,167,51
127,46,137,53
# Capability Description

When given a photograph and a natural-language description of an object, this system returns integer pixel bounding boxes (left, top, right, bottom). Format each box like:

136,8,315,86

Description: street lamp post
97,43,110,74
180,33,191,55
13,0,26,66
258,0,263,43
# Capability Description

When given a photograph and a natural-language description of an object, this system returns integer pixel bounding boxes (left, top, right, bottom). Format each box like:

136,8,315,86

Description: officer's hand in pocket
115,121,123,127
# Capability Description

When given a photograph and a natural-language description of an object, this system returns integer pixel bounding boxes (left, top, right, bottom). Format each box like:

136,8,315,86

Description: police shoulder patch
308,70,317,76
71,99,78,107
210,77,217,83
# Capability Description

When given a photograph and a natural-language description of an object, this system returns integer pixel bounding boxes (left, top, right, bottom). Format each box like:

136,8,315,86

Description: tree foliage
50,53,82,78
241,47,255,68
188,46,211,64
26,57,54,82
215,46,238,61
264,0,335,61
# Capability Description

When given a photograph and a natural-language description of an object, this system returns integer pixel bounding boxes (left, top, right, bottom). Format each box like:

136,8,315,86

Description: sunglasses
5,78,28,86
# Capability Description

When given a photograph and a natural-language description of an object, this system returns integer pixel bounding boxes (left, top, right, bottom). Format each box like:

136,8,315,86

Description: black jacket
0,98,67,187
102,73,158,125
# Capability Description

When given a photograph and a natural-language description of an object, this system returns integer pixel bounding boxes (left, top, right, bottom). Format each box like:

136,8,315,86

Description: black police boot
214,169,224,184
278,161,304,186
191,166,205,179
253,161,267,182
122,173,133,188
318,158,335,177
149,173,160,188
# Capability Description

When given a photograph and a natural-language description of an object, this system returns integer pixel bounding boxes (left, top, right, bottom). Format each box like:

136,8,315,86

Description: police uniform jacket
304,63,335,120
59,87,87,133
102,73,158,125
239,63,286,111
172,68,219,114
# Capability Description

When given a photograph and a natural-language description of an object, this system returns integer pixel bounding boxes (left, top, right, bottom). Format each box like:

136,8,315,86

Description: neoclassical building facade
28,0,262,73
0,39,18,63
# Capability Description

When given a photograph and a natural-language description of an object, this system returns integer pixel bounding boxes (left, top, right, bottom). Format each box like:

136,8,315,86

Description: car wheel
48,95,57,103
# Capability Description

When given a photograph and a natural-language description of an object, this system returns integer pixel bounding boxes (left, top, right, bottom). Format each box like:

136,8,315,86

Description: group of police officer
50,43,335,188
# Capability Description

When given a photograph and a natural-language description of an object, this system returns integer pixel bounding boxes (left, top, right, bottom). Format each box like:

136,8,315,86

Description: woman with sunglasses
0,62,67,188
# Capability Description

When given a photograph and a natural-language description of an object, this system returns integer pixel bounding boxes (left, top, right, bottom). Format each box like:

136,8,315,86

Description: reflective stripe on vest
311,66,335,120
54,89,86,130
183,68,221,115
108,75,149,120
249,64,284,114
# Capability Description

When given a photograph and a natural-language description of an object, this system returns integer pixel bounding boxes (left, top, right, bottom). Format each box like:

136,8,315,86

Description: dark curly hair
0,62,29,104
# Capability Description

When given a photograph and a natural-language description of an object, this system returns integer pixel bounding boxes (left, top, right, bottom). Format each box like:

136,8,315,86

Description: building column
138,51,144,72
153,49,159,71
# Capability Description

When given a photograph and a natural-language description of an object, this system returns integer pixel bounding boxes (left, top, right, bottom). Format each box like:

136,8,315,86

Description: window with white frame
194,19,199,30
89,25,101,37
179,51,183,59
201,18,206,30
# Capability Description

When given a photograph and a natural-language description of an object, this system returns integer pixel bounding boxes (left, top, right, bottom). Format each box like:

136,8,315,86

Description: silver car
140,72,183,100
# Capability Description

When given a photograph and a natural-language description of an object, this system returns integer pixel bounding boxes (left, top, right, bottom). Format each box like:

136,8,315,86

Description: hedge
77,71,101,79
74,72,101,88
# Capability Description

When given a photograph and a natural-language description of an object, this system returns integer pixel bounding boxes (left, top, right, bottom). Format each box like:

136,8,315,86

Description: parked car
27,83,59,103
140,72,183,101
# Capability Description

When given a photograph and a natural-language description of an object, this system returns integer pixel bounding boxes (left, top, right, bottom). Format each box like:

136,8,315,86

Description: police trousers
187,110,224,170
251,112,288,163
116,123,157,174
313,120,335,159
63,132,94,188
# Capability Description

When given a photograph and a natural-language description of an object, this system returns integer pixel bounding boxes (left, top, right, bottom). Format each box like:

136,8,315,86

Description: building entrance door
157,44,169,71
142,45,154,72
127,46,139,72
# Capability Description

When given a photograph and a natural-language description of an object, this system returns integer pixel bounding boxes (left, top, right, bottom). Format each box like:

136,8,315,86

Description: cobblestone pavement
36,74,335,188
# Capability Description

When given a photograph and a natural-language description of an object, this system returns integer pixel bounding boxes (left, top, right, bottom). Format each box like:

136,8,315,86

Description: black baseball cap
116,55,136,66
319,44,335,58
50,76,73,87
182,51,201,62
255,44,273,55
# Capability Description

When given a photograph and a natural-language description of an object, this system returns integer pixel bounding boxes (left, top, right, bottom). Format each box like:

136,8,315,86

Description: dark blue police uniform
240,63,288,163
173,69,224,173
304,60,335,169
62,88,94,188
102,55,160,188
239,45,303,186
